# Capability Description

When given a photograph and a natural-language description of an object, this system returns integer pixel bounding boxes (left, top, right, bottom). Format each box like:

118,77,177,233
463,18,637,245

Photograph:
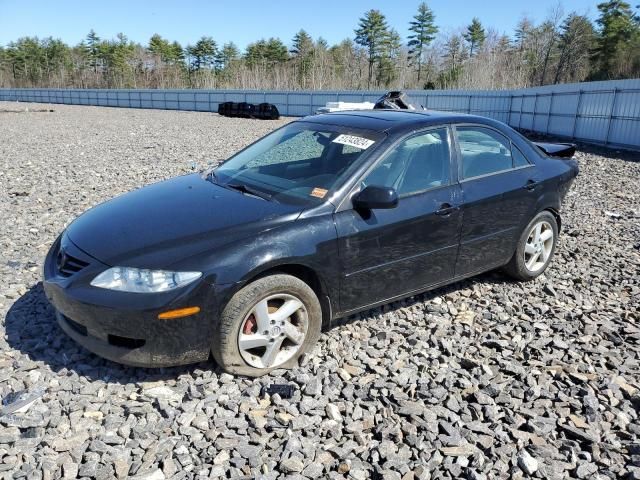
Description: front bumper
43,234,221,368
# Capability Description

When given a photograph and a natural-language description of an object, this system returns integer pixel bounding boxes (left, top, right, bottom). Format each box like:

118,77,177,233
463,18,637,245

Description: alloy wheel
524,220,554,273
237,293,308,369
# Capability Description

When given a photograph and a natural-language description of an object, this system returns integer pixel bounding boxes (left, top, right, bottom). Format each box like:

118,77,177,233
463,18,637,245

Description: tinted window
512,144,531,167
457,127,512,179
364,128,450,196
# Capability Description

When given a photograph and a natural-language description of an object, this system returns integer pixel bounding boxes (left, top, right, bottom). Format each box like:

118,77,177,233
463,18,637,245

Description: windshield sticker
310,187,328,199
332,134,375,150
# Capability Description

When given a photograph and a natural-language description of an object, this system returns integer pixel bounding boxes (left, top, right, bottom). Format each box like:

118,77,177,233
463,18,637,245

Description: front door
335,126,462,313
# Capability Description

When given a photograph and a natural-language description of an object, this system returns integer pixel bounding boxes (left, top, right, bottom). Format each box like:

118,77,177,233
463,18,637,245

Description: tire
504,211,558,281
212,274,322,377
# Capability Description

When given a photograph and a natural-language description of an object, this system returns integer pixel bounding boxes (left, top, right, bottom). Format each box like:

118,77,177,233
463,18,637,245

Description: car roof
300,109,499,134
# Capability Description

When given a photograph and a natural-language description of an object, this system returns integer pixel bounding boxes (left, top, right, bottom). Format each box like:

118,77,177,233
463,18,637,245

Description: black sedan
43,110,578,376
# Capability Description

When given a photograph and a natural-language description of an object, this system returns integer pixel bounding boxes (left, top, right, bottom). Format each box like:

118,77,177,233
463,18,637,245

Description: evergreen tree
148,34,172,63
6,37,45,83
464,17,486,56
105,33,136,85
377,28,401,87
42,38,71,80
514,17,534,50
169,41,184,64
593,0,640,78
407,2,438,83
84,29,101,73
215,42,239,70
291,29,314,56
554,13,595,83
245,38,288,66
291,30,315,88
265,38,288,63
355,9,391,87
187,36,217,71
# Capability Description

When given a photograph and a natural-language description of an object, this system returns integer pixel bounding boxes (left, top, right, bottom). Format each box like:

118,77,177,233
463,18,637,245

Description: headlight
90,267,202,293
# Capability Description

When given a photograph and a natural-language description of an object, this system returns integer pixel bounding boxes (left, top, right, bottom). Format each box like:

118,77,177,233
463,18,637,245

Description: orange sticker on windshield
310,187,328,198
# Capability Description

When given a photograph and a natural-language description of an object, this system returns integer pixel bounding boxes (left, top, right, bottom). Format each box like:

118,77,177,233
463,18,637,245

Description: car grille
56,249,90,277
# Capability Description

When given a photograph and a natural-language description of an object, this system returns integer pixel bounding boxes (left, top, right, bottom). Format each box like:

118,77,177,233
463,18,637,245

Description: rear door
453,125,540,277
335,126,462,313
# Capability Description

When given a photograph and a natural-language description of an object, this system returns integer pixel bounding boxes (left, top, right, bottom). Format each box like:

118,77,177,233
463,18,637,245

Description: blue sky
0,0,599,49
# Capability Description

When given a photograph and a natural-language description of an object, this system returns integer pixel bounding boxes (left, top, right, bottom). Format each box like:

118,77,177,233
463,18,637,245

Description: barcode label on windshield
332,134,375,150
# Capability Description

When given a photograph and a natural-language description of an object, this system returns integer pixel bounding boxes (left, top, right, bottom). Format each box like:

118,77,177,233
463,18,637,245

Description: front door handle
435,203,458,216
524,180,540,191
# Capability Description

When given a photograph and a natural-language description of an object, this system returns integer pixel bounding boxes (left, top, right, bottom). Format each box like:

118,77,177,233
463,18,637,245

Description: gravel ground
0,102,639,480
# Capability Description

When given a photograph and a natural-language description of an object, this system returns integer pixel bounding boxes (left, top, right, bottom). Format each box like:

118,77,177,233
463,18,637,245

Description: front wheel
504,211,558,281
212,274,322,376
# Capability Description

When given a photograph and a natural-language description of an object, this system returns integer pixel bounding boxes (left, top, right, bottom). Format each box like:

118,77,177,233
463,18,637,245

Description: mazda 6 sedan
43,110,578,376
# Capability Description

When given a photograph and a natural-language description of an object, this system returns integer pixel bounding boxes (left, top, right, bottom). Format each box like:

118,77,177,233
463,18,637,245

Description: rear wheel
504,211,558,281
212,274,321,376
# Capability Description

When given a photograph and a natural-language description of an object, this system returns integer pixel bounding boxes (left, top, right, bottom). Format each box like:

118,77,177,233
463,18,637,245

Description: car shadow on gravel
6,273,517,382
4,282,216,384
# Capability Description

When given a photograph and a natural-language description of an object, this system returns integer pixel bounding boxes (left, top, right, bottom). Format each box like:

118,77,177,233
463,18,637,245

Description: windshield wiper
226,183,276,202
203,169,218,184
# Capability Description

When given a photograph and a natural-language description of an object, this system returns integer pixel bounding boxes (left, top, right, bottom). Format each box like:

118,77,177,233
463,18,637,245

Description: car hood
66,173,303,270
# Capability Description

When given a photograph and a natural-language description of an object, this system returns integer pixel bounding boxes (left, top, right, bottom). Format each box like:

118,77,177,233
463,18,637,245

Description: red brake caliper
243,314,257,334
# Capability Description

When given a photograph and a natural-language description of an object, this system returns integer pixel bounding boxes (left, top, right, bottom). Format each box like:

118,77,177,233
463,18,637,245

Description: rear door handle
524,180,540,191
435,203,458,216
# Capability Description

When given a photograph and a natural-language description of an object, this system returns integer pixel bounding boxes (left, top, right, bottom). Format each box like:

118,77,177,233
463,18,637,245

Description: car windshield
214,122,383,205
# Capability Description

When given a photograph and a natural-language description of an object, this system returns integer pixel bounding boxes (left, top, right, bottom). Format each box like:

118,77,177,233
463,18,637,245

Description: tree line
1,1,639,91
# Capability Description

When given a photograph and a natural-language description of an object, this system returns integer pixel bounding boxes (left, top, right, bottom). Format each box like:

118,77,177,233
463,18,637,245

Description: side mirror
353,185,399,210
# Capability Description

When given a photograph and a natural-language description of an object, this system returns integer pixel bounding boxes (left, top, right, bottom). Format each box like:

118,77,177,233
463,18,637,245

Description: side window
512,144,531,167
363,128,450,196
456,127,513,180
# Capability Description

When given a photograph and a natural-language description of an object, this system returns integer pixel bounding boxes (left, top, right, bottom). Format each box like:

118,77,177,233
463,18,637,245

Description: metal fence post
545,92,553,134
467,95,472,114
532,93,538,132
518,95,523,130
604,88,618,146
507,93,514,126
571,90,583,140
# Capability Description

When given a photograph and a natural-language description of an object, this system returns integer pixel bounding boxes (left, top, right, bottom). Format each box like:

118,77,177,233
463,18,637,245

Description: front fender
203,214,340,305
